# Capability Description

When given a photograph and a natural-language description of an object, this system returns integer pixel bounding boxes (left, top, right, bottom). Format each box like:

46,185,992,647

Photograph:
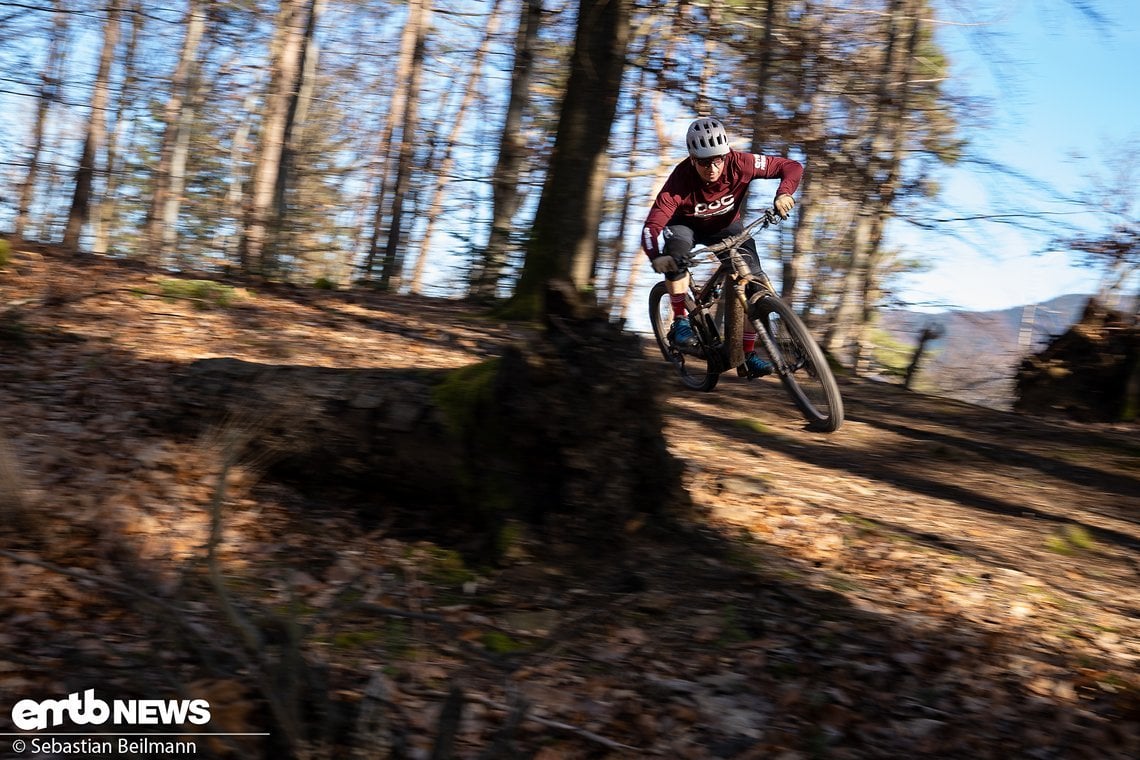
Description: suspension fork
735,279,790,376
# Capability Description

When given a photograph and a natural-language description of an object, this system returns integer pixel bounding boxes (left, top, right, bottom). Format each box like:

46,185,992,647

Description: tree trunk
379,0,432,291
470,0,543,301
748,0,776,154
620,89,677,322
272,0,325,276
1123,350,1140,422
147,0,207,265
15,0,67,241
61,0,122,253
696,7,718,115
509,0,632,318
216,79,263,262
38,164,66,240
824,210,873,363
784,164,817,302
601,65,645,318
166,74,206,269
410,0,505,295
361,0,426,283
92,0,144,256
239,0,310,276
824,0,910,364
780,4,826,305
853,0,921,371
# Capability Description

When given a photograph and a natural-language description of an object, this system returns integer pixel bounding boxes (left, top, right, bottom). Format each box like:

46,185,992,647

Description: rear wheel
648,281,720,392
748,293,843,432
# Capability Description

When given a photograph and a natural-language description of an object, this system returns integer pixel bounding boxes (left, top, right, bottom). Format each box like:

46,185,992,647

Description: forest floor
1,246,1138,759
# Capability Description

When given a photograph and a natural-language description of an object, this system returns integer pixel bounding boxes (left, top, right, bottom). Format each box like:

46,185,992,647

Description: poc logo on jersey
694,194,736,218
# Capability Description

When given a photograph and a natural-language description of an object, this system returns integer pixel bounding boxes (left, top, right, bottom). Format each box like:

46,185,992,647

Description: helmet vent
686,118,730,158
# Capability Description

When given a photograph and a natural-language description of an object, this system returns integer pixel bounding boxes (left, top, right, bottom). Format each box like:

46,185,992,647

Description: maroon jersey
641,150,803,258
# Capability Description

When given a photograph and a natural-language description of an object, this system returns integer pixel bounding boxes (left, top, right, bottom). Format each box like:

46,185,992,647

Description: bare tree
239,0,314,275
600,66,645,318
92,0,144,256
853,0,923,372
905,321,944,389
509,0,633,316
409,0,506,294
15,0,67,241
360,0,430,284
823,0,917,367
377,0,432,291
747,0,777,153
470,0,544,300
1054,137,1140,315
61,0,122,252
273,0,326,277
146,0,208,265
780,1,829,304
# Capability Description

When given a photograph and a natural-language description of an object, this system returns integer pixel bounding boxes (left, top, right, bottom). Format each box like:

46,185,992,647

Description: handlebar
680,208,782,265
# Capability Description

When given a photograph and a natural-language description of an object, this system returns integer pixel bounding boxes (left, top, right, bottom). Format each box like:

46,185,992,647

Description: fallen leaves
1,252,1138,758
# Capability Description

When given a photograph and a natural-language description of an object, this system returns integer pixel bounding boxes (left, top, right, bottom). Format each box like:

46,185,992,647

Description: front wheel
748,293,844,432
648,281,720,392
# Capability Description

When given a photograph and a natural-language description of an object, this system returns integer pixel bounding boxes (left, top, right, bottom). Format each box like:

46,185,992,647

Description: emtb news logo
11,689,211,730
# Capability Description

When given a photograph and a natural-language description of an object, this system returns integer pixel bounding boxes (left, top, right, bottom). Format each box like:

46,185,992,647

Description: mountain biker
642,117,803,378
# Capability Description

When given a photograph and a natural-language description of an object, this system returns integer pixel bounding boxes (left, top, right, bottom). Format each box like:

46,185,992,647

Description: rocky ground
1,247,1137,759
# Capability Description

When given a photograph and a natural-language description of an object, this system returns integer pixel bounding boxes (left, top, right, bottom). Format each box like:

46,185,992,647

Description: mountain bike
648,209,844,432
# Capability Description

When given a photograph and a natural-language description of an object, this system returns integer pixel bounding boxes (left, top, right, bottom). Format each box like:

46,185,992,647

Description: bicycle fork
738,289,789,377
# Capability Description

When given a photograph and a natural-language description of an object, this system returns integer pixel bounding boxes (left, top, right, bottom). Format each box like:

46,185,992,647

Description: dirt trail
1,250,1137,758
666,368,1140,603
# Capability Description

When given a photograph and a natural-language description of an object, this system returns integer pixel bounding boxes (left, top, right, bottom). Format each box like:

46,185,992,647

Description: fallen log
167,284,689,551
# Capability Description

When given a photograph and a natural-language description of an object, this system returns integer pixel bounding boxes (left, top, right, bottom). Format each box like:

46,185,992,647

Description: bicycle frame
652,208,839,430
648,208,843,430
682,213,789,373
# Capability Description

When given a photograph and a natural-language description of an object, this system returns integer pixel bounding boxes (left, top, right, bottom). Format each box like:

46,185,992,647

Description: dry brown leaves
1,248,1138,758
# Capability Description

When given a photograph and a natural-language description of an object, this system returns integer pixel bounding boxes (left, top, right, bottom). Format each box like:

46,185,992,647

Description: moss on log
169,285,689,553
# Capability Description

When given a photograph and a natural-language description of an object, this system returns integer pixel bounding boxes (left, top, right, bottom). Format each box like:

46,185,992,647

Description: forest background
2,2,1140,757
1,0,1137,380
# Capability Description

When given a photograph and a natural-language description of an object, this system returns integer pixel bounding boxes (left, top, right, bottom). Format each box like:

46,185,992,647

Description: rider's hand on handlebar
651,254,679,274
774,194,795,219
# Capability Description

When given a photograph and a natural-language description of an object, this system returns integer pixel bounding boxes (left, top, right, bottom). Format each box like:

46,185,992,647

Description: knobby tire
648,281,719,392
749,293,844,432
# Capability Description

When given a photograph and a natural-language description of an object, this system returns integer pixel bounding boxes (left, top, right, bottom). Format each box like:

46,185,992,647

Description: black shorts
662,221,763,282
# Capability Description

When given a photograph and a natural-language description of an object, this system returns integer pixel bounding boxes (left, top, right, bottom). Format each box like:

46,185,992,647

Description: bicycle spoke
750,294,843,431
648,282,719,392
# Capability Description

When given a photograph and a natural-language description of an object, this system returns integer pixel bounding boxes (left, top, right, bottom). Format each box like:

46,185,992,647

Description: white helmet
686,118,730,159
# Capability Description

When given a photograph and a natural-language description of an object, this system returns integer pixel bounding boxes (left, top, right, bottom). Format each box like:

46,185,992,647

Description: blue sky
2,1,1132,318
893,0,1140,312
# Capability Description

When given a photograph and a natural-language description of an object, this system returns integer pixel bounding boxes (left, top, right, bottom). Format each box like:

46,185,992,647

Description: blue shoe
742,351,772,378
669,317,698,348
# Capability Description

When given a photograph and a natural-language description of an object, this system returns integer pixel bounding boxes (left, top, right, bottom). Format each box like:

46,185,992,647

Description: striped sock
743,332,757,354
670,293,687,318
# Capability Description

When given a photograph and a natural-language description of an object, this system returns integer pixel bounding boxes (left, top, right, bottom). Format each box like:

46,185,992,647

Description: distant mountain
877,294,1092,410
881,294,1090,352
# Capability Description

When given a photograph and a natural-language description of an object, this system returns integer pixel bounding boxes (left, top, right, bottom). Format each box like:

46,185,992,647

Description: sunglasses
694,155,725,168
